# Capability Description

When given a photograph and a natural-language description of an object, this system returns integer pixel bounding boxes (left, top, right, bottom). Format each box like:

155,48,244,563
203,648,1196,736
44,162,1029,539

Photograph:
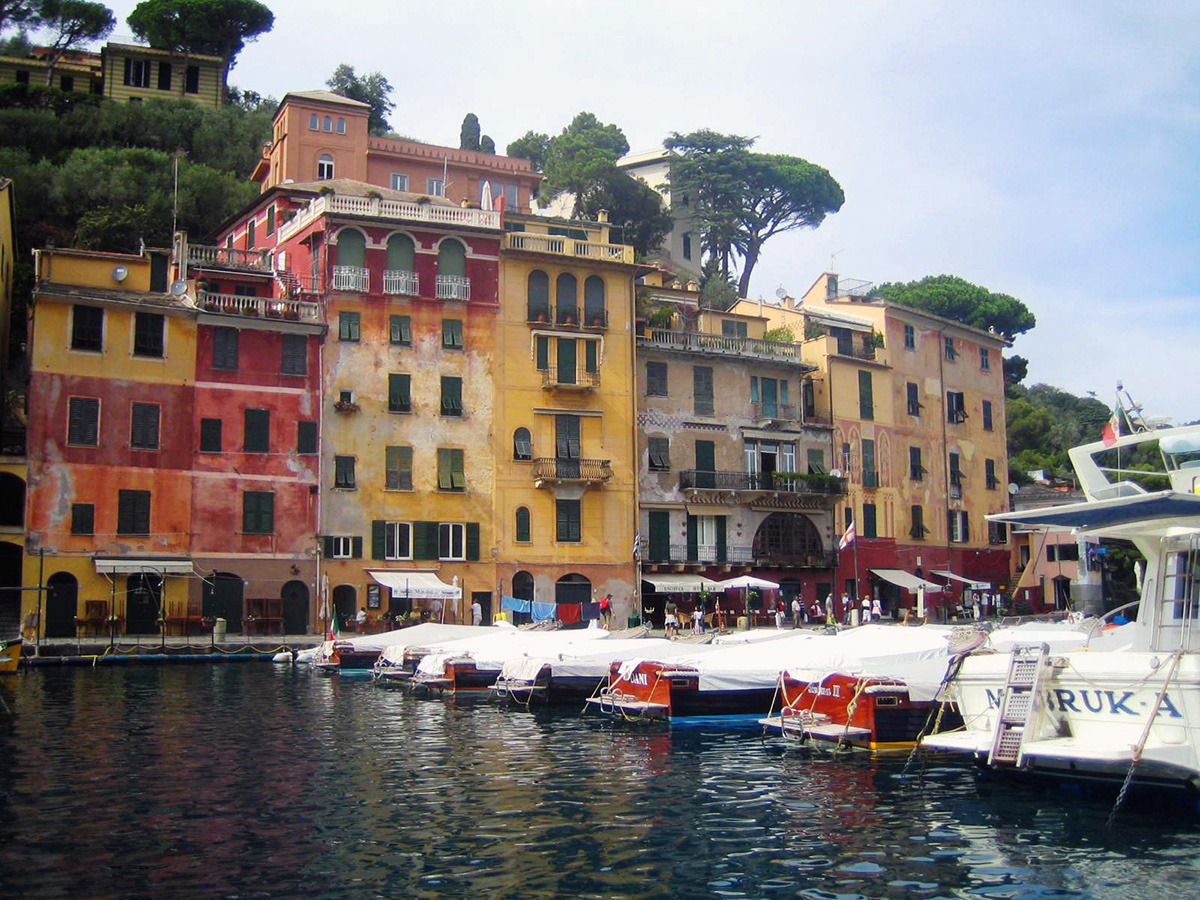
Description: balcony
504,231,634,264
542,367,600,391
383,270,419,296
751,401,797,422
678,470,847,496
187,244,274,273
277,194,502,242
436,274,471,301
638,327,806,365
332,266,369,292
532,457,613,487
640,540,838,569
0,425,26,457
198,291,321,323
526,305,608,330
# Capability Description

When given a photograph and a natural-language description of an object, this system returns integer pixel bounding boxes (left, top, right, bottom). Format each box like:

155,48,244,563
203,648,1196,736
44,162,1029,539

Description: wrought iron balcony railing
541,367,600,390
532,457,613,485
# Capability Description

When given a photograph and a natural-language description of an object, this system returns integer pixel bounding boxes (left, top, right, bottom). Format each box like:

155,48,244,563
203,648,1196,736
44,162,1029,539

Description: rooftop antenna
829,248,844,272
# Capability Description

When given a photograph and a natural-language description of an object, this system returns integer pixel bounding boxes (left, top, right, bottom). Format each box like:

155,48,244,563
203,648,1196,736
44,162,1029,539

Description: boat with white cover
491,637,675,706
922,421,1200,791
313,623,502,674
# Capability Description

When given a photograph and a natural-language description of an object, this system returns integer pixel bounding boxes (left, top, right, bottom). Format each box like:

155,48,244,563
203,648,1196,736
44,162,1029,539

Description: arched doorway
45,572,79,638
555,573,591,605
336,227,365,268
126,573,163,635
0,541,21,637
202,572,244,634
752,513,824,563
281,580,309,634
0,473,24,527
332,584,356,630
511,570,534,626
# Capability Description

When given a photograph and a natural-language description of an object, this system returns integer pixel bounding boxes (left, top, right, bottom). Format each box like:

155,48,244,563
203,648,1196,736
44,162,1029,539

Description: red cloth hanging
557,602,582,625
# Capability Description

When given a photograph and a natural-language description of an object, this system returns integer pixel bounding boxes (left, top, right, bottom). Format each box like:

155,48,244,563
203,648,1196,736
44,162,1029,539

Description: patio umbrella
713,575,781,591
480,181,493,211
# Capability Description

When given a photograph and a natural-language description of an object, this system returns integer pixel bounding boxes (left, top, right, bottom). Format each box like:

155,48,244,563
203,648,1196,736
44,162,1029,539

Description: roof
104,42,225,64
35,282,190,313
281,90,371,109
619,148,672,167
284,178,458,206
802,306,875,331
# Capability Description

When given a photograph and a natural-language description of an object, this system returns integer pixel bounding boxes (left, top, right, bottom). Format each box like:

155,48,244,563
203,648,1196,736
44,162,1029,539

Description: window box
334,400,360,413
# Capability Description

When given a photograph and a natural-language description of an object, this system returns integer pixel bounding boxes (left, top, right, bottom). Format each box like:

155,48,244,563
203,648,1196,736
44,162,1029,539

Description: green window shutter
388,374,411,412
451,449,466,490
750,376,759,404
585,340,598,374
695,440,715,471
438,239,466,278
351,536,363,559
371,520,386,559
281,334,307,375
466,522,480,560
515,507,530,542
557,338,576,384
297,421,317,454
806,448,825,474
413,522,437,560
323,535,335,558
686,514,698,561
441,377,462,415
386,446,413,490
443,319,463,349
386,234,415,271
390,315,411,345
715,516,727,562
858,370,873,420
536,336,549,370
648,510,670,562
244,408,269,453
437,449,452,490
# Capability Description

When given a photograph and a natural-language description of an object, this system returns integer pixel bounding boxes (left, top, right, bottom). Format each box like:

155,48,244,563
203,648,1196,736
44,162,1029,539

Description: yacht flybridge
923,421,1200,790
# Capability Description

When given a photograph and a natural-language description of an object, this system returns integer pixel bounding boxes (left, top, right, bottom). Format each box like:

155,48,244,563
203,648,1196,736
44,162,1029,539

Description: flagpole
852,529,861,611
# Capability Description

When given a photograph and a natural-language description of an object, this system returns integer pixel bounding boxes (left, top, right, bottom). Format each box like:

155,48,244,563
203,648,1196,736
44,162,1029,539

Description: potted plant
278,209,296,224
318,185,335,197
283,308,301,321
589,311,605,327
241,305,259,316
365,189,383,201
334,399,360,413
870,331,886,349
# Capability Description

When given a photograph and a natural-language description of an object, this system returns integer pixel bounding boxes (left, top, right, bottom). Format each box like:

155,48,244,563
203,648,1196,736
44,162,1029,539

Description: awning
931,570,991,590
870,568,943,592
367,570,461,600
94,557,194,575
642,574,723,594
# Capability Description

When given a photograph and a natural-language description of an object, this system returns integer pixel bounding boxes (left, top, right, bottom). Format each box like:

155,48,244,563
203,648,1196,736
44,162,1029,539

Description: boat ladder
987,643,1051,768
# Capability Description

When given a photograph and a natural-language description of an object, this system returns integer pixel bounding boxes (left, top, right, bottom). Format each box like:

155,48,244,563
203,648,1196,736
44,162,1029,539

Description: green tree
698,260,738,310
506,130,549,172
479,134,495,154
577,168,672,260
38,0,115,84
0,1,40,35
0,29,33,55
871,275,1036,340
459,112,479,150
127,0,274,69
1003,353,1029,397
326,63,392,135
540,111,629,217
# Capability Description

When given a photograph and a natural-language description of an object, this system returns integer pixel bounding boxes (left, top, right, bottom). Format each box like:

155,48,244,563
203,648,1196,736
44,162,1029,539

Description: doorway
332,584,356,630
126,574,163,635
472,591,492,625
281,580,309,634
511,571,534,625
45,572,79,638
203,572,245,634
0,541,21,638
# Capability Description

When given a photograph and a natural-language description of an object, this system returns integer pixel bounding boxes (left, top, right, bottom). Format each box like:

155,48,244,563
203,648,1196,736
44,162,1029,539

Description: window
944,336,957,361
693,366,714,415
988,521,1008,545
556,415,581,460
388,374,411,413
648,437,671,471
336,117,346,134
323,116,332,132
845,505,854,532
130,402,160,450
909,446,926,481
858,370,874,420
556,273,578,323
244,409,269,453
948,510,969,543
117,490,151,535
583,275,606,326
71,503,94,536
980,347,991,370
317,154,334,180
15,70,27,85
247,218,256,249
556,499,582,542
862,503,877,539
441,376,463,416
391,174,409,191
266,204,276,236
123,58,151,87
338,311,360,341
861,439,877,488
383,522,412,560
515,507,531,543
904,323,915,350
910,505,927,539
67,397,99,446
982,399,994,432
949,452,963,498
212,327,238,370
385,446,413,490
328,536,356,559
585,340,598,375
133,312,164,358
60,74,74,91
185,65,199,94
682,232,692,260
442,319,464,350
721,319,748,338
72,305,103,352
334,455,356,489
281,334,307,375
427,177,445,196
986,458,999,489
242,491,274,534
339,390,354,406
309,113,319,130
806,449,825,474
646,361,668,397
390,315,411,346
297,421,317,455
439,522,465,560
437,448,465,491
947,391,967,424
200,418,222,453
527,270,550,321
535,336,550,371
513,428,532,461
906,381,922,416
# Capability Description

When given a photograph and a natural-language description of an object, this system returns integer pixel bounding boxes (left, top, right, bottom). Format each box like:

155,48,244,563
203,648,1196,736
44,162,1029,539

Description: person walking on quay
599,593,613,630
774,600,785,629
825,594,836,626
692,604,704,635
471,597,483,626
841,592,852,626
791,596,803,628
664,598,679,637
871,596,882,623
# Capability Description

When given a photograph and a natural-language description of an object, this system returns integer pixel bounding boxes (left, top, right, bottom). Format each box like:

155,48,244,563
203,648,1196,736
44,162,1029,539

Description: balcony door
556,415,580,479
648,511,671,563
760,377,778,418
759,441,779,489
695,440,715,489
557,338,576,385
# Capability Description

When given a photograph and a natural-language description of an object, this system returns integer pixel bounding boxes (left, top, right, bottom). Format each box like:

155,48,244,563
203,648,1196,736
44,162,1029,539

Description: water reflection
0,667,1197,899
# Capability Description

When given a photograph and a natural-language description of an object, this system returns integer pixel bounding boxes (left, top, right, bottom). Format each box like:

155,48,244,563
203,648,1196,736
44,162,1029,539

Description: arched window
0,473,24,527
317,153,334,180
556,273,578,324
323,116,332,132
752,513,824,562
386,233,415,272
584,275,606,327
527,270,549,321
336,228,365,268
555,572,591,606
437,239,466,278
332,584,356,629
515,507,531,543
336,117,346,134
513,427,532,460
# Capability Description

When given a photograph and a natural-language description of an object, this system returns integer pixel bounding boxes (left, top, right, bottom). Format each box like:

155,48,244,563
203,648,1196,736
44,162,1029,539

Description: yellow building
100,43,226,108
0,177,25,640
0,50,102,92
733,273,1012,616
495,212,639,623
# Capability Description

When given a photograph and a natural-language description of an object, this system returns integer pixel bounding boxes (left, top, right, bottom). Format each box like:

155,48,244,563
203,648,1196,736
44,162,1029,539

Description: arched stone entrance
45,572,79,638
281,580,309,634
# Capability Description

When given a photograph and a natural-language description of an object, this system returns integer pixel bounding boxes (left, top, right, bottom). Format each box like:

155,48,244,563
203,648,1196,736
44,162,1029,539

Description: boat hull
1,638,21,674
588,660,778,721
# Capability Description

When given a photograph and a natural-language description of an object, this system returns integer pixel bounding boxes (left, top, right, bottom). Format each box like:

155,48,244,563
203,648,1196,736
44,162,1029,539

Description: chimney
686,281,699,292
597,208,610,244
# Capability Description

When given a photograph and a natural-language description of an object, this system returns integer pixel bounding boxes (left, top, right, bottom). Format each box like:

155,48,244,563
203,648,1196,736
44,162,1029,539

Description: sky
94,1,1200,421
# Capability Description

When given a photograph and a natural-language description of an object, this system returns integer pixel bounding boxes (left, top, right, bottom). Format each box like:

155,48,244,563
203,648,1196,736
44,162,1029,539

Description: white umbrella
480,180,493,211
714,575,781,591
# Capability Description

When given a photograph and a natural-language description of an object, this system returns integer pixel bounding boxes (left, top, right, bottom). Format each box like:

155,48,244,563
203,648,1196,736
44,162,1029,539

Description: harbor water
2,666,1198,899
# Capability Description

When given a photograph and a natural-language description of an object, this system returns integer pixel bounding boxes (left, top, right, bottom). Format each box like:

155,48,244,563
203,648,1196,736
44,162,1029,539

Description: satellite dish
111,265,128,283
775,286,788,299
1008,483,1020,495
829,468,843,478
170,280,188,298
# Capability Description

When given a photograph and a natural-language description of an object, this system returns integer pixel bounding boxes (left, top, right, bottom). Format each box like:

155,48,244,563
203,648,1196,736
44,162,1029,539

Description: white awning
367,570,461,600
870,568,943,592
931,570,991,590
94,557,194,575
642,574,723,594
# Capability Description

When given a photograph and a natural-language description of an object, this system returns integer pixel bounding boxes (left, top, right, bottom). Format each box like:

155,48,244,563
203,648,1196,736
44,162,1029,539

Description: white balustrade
383,270,419,296
277,194,501,241
436,274,471,301
198,291,320,322
504,231,634,263
332,266,370,292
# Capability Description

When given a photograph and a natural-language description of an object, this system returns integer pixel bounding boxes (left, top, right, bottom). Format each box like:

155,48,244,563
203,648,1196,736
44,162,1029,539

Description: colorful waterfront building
494,211,640,624
0,176,24,639
636,274,842,621
735,273,1012,618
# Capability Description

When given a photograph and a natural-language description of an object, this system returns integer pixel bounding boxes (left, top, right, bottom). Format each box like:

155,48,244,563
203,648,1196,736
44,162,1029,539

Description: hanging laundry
557,603,582,625
582,600,600,622
531,601,557,622
501,596,531,614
